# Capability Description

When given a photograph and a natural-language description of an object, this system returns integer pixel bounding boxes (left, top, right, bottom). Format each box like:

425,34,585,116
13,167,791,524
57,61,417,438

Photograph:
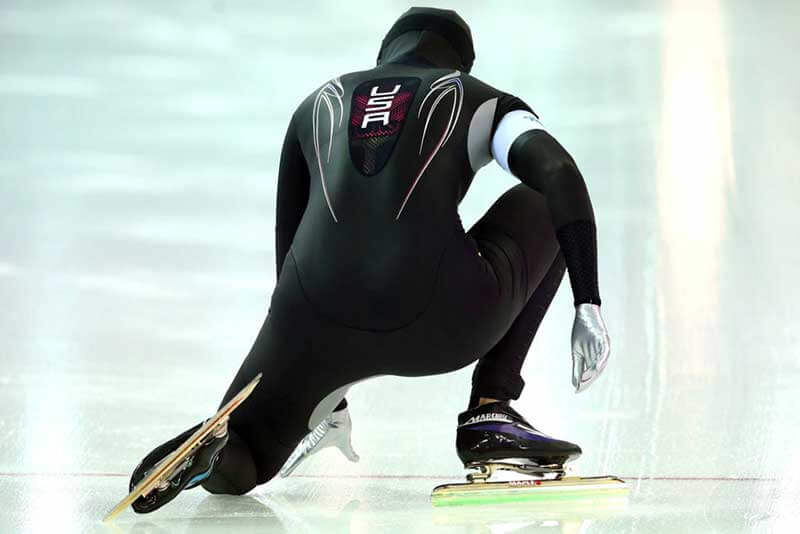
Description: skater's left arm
490,103,610,393
275,112,311,282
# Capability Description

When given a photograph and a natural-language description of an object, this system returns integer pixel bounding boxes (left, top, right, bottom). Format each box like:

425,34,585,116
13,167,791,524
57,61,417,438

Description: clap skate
431,401,627,506
104,373,261,521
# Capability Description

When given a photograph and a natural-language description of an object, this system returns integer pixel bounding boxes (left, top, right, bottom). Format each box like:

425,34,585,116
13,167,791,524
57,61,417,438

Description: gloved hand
571,303,611,393
279,407,359,477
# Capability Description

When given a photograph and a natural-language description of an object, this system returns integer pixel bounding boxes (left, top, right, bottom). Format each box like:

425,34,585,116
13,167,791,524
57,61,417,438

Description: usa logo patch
349,77,420,176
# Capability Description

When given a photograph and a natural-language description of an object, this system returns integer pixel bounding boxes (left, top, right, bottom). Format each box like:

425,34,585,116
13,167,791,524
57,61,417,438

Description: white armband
490,110,546,172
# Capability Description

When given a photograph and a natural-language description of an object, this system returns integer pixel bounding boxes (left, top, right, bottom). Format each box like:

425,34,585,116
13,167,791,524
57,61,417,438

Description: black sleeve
507,129,601,306
275,114,310,281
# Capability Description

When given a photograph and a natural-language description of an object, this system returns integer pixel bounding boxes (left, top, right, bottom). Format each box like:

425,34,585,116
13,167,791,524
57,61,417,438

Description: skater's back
282,9,537,330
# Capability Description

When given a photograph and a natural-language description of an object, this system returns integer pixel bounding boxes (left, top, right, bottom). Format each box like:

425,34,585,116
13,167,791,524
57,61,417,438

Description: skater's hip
268,236,508,373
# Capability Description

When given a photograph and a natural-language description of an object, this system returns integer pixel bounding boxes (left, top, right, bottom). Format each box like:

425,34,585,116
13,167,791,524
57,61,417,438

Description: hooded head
376,7,475,73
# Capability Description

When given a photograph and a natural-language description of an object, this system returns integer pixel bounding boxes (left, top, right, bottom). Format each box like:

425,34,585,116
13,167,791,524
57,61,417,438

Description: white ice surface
1,0,799,532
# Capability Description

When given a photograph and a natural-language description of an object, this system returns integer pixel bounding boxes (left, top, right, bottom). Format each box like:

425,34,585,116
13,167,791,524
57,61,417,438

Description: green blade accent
432,487,629,507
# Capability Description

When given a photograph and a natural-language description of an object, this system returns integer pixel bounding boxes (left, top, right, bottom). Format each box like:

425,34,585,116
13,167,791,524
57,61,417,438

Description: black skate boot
456,401,581,480
128,420,229,514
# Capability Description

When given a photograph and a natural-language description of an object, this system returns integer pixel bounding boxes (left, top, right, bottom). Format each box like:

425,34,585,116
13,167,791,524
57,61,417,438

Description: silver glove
571,303,611,393
279,407,359,477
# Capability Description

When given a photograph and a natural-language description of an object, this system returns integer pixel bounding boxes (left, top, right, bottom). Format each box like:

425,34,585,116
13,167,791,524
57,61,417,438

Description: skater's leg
196,312,287,495
466,183,564,407
469,253,565,407
445,184,581,477
203,250,367,492
202,311,310,492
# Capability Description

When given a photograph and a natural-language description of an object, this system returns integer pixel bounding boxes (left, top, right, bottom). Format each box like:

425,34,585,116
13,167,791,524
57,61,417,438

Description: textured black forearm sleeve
556,221,601,305
507,129,601,305
275,116,310,281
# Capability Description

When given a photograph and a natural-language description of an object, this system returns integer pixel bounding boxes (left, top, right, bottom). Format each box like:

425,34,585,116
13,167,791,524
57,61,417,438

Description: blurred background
1,0,798,532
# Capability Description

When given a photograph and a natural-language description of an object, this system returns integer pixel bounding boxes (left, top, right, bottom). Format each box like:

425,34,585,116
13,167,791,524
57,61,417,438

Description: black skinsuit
203,8,600,494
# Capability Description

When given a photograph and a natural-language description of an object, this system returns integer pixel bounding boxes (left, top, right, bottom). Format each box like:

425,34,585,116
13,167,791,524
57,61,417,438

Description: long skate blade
103,373,262,522
431,476,628,507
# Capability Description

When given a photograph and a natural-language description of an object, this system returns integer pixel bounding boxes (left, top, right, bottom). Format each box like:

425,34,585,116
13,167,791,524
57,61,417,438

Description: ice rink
2,0,799,532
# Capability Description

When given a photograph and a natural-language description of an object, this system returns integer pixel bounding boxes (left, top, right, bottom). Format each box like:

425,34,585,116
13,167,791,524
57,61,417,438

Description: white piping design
312,78,344,223
396,70,463,220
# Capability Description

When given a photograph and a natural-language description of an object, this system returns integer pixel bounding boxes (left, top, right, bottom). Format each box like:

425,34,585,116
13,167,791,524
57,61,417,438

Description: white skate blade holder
431,462,629,506
103,373,262,522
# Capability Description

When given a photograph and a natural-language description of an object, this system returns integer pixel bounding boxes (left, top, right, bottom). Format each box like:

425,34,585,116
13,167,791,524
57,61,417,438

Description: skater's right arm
275,112,311,281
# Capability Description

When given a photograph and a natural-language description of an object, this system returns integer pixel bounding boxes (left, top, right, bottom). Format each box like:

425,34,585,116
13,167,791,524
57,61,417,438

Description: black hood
376,7,475,73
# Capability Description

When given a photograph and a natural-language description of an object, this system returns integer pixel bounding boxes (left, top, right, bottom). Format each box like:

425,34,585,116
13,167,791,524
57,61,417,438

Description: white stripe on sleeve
490,110,546,172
